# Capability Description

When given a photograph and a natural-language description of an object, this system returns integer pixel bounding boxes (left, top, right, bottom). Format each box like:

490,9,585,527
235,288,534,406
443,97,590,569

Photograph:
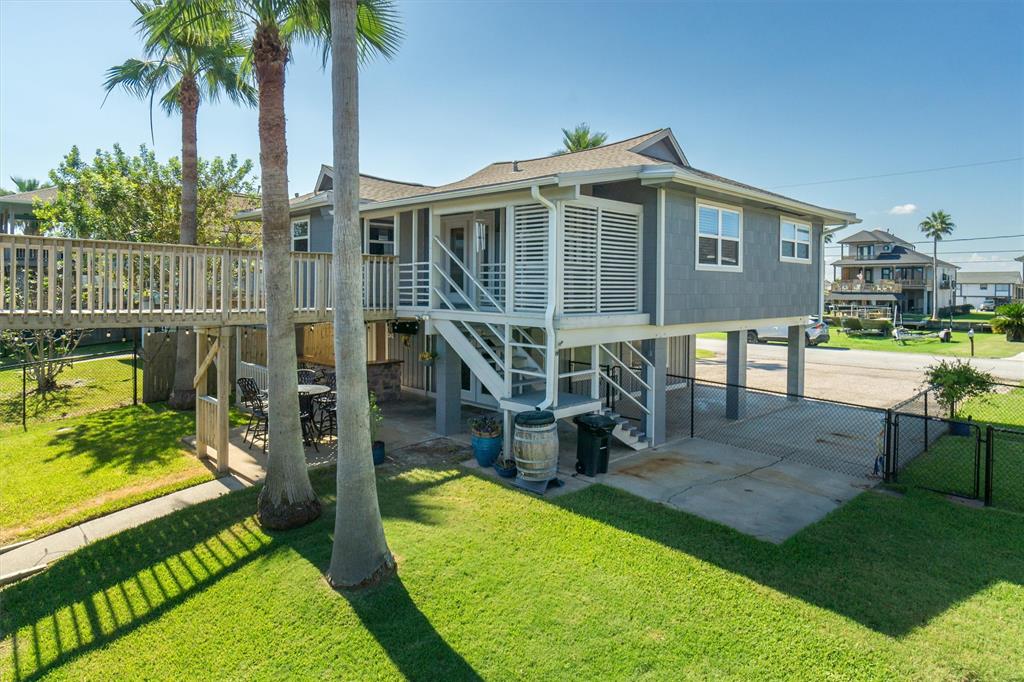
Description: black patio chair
237,377,269,449
297,369,317,385
315,372,337,439
299,392,320,452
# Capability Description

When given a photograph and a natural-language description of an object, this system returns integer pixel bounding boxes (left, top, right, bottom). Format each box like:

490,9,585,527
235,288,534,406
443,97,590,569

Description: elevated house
239,128,860,450
0,186,56,235
828,229,958,316
956,271,1024,308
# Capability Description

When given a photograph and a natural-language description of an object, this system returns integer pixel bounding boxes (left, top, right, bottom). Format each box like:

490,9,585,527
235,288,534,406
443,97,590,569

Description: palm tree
9,177,53,192
918,210,955,320
327,0,399,589
147,0,399,530
552,122,607,155
107,1,256,411
991,302,1024,342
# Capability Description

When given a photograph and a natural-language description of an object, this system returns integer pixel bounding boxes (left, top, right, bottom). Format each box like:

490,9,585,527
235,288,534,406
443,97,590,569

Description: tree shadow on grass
552,484,1024,638
2,464,477,681
42,404,194,476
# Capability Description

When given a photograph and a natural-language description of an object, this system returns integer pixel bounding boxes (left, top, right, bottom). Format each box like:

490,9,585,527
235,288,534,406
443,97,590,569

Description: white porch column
642,338,667,446
725,330,747,420
787,324,806,399
195,328,209,460
683,334,697,379
215,326,233,473
434,335,462,436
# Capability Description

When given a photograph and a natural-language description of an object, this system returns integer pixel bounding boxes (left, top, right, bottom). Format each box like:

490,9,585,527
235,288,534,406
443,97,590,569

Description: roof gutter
530,185,558,412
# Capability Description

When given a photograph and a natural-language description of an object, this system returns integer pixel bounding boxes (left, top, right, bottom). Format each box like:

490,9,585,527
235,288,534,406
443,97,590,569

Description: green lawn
0,354,141,428
3,465,1022,680
697,330,1022,359
0,403,221,544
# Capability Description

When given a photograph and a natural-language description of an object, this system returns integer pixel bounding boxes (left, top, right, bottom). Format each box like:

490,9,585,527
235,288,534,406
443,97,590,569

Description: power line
771,157,1024,189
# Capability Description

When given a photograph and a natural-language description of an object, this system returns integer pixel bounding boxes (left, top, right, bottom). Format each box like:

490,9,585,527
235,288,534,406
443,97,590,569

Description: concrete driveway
696,338,1024,408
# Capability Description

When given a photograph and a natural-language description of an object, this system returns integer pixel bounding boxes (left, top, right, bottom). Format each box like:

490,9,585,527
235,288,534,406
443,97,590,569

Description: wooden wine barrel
513,410,558,482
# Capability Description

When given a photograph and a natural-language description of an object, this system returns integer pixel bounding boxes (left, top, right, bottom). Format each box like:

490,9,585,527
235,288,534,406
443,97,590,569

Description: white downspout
531,185,558,410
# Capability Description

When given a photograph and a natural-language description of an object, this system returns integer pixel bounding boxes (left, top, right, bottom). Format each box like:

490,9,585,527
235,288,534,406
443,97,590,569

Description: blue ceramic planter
372,441,386,465
494,462,517,478
472,434,502,467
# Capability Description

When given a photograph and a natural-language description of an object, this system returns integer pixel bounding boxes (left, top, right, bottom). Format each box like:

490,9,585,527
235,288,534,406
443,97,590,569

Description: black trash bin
573,414,617,476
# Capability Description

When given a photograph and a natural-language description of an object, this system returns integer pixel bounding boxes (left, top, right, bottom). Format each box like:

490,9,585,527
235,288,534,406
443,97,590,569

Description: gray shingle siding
662,187,821,324
300,207,332,253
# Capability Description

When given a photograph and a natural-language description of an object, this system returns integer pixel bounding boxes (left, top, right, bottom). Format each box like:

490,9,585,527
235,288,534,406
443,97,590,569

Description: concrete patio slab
598,438,876,543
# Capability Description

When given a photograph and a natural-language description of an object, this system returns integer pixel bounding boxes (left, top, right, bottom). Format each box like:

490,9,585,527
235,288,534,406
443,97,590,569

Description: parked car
747,318,830,346
979,299,996,312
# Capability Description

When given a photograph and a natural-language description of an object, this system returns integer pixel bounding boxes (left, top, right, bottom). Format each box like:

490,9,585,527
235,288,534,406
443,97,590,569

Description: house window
881,267,892,280
780,219,811,263
292,217,310,252
696,202,742,271
366,217,395,255
857,245,874,259
980,283,988,291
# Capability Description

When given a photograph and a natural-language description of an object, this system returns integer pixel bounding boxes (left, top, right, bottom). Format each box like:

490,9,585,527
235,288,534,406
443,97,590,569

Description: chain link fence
665,376,888,478
890,382,1023,513
0,346,142,430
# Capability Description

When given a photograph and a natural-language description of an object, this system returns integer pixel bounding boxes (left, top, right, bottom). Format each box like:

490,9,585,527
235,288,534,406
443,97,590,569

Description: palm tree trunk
326,0,395,589
931,237,938,320
253,24,320,529
168,76,200,410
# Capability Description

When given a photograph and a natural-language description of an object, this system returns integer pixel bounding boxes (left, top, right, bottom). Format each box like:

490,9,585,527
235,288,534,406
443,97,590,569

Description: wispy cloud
888,203,917,215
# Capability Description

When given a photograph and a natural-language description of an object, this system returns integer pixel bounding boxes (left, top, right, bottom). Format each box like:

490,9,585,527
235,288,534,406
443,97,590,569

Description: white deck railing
0,234,397,329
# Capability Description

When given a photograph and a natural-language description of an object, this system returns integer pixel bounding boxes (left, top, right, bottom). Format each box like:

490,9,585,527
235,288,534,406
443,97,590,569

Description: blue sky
1,0,1022,271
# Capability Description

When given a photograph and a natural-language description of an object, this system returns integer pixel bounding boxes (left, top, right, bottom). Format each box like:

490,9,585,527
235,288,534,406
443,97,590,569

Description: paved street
696,338,1024,408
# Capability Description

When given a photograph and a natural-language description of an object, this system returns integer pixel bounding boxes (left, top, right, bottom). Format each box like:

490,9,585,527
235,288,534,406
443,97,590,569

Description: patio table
297,384,330,397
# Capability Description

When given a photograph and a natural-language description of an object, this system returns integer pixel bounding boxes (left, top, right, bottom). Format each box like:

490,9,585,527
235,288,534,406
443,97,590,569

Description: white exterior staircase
601,407,650,451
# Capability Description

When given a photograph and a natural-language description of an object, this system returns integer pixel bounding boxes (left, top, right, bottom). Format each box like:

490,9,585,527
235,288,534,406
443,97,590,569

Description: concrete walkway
0,476,248,583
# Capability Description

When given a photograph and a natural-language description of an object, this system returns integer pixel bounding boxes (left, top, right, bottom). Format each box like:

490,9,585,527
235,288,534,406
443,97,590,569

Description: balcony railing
831,279,902,293
0,234,397,328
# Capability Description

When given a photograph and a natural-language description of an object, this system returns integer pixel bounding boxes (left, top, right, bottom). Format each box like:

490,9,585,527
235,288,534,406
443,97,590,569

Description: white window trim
779,218,813,264
694,200,743,272
291,216,310,251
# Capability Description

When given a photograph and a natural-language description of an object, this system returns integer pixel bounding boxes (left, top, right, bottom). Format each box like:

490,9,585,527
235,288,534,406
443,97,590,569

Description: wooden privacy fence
0,234,398,329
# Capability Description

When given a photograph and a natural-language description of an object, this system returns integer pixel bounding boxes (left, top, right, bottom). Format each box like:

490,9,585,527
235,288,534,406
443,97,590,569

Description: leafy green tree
36,144,258,246
552,122,608,155
145,0,400,530
923,359,995,419
106,0,256,410
918,210,955,320
9,177,53,192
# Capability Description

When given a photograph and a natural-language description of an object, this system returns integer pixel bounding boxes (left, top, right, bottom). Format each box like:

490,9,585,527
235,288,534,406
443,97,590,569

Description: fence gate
986,426,1024,513
891,413,982,501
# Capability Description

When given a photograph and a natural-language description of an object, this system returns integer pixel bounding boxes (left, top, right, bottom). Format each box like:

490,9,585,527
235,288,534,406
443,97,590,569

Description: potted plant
468,414,502,467
369,392,386,465
493,448,516,478
418,350,438,367
923,359,995,436
991,302,1024,342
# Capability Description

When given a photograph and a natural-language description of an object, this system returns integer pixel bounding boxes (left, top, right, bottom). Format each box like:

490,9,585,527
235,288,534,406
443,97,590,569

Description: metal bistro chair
316,372,337,439
299,392,320,452
297,369,317,385
237,377,269,451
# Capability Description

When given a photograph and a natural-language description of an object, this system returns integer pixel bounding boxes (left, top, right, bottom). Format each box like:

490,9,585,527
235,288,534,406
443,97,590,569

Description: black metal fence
0,346,142,430
888,383,1024,513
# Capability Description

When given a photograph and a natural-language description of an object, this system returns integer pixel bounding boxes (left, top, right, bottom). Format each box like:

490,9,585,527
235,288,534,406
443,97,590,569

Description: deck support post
215,326,233,473
434,336,462,436
725,330,747,420
195,328,209,459
642,338,667,446
683,334,697,379
786,324,805,400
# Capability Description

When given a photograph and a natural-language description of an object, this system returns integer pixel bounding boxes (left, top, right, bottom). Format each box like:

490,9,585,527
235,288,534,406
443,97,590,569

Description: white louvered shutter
562,204,599,313
512,203,549,312
597,208,641,313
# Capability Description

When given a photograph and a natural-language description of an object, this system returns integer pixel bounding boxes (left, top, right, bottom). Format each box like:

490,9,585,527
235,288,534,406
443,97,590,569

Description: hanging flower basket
418,350,437,367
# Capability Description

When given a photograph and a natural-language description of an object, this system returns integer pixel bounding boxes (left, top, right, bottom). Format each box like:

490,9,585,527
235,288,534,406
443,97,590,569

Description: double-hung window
366,217,395,255
696,202,742,270
780,219,811,263
291,217,310,252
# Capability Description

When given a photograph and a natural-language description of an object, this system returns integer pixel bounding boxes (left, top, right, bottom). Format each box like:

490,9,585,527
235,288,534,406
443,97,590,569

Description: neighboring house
827,229,958,315
956,271,1024,308
0,186,56,235
240,127,859,450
